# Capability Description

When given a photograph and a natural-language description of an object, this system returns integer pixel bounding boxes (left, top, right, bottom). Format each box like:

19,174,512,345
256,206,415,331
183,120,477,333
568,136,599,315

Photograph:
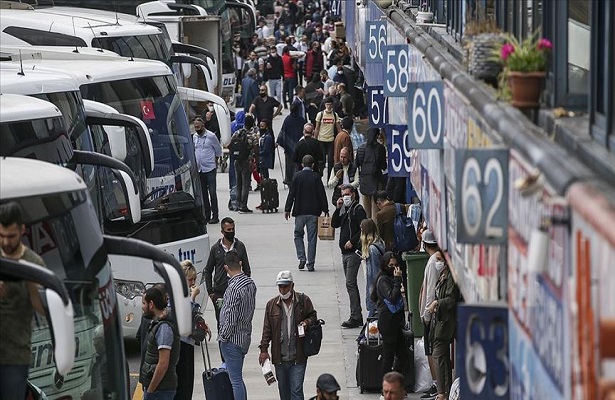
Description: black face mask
259,128,267,133
223,231,235,242
260,92,267,97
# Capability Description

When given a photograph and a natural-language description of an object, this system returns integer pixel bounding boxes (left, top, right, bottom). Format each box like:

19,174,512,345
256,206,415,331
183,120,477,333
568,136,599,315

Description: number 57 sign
455,149,509,245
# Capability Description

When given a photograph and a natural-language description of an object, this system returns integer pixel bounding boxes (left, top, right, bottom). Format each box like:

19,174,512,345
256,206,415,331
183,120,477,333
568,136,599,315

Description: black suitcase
201,339,234,399
259,178,279,213
356,319,384,393
401,312,415,392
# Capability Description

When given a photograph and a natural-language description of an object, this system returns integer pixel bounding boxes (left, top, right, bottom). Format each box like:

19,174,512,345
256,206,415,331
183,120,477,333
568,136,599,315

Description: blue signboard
367,86,388,127
383,44,410,97
365,21,386,86
457,304,510,400
454,149,509,245
385,125,412,177
406,81,445,149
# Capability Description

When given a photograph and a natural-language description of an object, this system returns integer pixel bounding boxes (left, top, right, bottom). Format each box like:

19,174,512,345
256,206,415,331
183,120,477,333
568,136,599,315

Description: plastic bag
367,320,380,340
448,377,460,400
414,338,432,392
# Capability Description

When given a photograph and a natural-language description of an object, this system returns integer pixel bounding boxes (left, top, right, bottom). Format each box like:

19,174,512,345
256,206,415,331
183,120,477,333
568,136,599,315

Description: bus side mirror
156,261,192,337
109,169,142,224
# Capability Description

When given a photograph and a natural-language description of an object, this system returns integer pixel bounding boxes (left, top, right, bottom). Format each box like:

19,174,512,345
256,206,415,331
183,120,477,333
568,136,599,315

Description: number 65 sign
454,149,509,244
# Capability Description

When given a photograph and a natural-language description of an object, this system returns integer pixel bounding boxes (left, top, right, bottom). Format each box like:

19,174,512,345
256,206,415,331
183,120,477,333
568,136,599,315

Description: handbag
190,304,208,343
317,216,335,240
299,293,325,357
383,296,404,314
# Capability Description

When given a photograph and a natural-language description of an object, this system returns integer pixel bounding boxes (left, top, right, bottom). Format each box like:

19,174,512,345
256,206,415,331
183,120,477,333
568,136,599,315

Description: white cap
276,270,294,285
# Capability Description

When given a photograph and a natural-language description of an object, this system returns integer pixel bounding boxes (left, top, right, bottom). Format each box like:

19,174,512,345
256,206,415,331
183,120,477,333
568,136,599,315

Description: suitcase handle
201,337,214,375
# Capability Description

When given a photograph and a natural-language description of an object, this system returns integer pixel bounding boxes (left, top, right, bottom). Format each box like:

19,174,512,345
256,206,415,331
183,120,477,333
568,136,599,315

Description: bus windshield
79,74,207,242
17,189,127,400
92,34,172,65
0,116,71,162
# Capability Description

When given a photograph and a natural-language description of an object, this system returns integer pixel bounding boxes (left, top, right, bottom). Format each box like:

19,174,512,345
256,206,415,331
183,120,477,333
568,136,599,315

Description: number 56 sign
454,149,509,245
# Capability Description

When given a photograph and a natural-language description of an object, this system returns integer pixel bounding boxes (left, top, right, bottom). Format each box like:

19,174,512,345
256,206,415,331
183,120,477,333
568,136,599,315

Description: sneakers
208,218,219,224
238,208,253,214
341,318,363,329
255,204,262,210
306,264,315,272
421,383,438,399
298,261,306,270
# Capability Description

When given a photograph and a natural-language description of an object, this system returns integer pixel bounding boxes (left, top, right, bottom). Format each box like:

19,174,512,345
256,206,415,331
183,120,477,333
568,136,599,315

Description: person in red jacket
282,48,298,109
304,41,324,83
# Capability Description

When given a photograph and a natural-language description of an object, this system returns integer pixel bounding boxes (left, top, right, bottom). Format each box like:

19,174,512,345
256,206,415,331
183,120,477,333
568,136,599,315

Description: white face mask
435,261,445,273
280,291,292,300
343,195,352,207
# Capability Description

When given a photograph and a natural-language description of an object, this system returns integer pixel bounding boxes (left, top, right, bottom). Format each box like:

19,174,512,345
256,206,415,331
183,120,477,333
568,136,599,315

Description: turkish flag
140,100,155,120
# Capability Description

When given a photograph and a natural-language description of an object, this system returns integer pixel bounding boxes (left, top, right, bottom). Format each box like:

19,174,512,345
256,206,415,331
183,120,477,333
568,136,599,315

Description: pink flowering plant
499,30,552,72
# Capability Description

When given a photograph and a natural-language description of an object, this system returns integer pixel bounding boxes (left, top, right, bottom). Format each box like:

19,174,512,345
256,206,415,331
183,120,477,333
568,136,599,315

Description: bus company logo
176,247,196,264
223,76,236,86
24,222,57,255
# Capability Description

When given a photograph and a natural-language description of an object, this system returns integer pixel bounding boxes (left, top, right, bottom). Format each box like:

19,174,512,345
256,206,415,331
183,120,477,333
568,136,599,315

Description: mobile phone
355,249,362,257
298,324,305,337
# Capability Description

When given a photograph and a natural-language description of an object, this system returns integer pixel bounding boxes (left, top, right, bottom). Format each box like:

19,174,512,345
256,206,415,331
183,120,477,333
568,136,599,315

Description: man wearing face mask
331,184,366,328
264,45,284,103
204,217,251,359
328,147,359,206
249,84,283,126
259,271,318,400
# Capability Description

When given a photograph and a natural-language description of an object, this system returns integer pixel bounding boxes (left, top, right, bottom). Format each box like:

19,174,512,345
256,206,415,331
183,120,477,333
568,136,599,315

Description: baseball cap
422,229,437,244
276,270,293,285
316,373,340,392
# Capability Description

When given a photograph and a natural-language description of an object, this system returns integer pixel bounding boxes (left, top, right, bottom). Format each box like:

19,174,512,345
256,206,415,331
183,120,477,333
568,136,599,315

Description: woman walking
360,219,385,318
371,252,408,376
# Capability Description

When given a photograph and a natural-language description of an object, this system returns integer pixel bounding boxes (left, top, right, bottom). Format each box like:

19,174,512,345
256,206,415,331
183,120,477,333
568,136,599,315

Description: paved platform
187,107,423,400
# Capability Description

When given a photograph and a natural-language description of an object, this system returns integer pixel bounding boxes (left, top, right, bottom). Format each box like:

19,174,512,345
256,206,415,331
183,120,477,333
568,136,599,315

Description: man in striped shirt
218,250,257,400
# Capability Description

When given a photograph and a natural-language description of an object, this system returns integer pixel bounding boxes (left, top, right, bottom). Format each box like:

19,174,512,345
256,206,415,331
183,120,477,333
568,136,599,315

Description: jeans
319,140,335,179
259,164,270,180
342,252,363,321
229,154,236,189
199,169,219,220
284,77,297,106
235,160,252,210
0,364,28,400
143,389,176,400
275,361,307,400
268,78,283,102
294,215,318,269
365,258,378,317
220,341,248,400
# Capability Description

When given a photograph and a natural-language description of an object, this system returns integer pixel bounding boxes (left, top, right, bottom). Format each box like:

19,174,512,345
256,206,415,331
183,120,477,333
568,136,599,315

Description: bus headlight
114,279,145,300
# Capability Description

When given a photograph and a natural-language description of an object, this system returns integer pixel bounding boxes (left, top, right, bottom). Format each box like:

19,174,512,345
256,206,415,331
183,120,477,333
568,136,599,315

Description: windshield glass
219,10,236,75
228,5,255,40
92,34,172,65
79,75,204,210
16,190,127,400
0,116,72,162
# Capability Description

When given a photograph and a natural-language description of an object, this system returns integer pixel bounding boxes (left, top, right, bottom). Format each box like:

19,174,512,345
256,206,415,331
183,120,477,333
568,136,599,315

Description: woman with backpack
371,251,408,377
425,254,460,400
360,218,385,318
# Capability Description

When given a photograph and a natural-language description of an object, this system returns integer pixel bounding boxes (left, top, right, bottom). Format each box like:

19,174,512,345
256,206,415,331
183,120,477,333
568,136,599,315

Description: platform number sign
406,81,444,149
383,45,410,97
455,149,508,244
386,125,412,177
457,304,509,400
368,86,388,127
366,21,386,64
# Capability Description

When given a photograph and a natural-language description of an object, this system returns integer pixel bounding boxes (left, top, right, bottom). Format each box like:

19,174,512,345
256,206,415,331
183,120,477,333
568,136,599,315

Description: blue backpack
393,203,419,253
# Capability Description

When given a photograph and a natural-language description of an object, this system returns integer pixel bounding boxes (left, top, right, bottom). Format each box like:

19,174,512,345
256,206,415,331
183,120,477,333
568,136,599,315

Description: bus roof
0,64,82,95
1,47,173,85
0,157,86,200
0,93,62,123
0,8,163,45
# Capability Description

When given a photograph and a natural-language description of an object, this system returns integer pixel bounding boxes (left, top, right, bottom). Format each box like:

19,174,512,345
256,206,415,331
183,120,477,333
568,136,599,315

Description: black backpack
299,293,325,357
229,128,250,161
392,203,419,253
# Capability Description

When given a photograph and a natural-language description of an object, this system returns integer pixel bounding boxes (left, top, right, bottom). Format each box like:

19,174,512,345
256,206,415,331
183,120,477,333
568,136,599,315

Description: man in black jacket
293,123,323,175
331,184,366,328
285,155,329,271
204,217,251,330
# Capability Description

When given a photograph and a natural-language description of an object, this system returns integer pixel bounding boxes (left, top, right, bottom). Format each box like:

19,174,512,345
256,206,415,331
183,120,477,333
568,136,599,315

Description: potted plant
499,31,552,107
464,3,503,84
416,2,433,24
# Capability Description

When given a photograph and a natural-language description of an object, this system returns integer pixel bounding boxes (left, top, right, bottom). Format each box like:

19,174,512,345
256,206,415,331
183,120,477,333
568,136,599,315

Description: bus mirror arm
70,151,139,196
0,257,75,375
172,42,215,61
153,261,192,337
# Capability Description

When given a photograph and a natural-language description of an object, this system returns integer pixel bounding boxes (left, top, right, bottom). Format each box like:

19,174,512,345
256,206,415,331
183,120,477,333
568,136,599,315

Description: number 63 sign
454,149,509,245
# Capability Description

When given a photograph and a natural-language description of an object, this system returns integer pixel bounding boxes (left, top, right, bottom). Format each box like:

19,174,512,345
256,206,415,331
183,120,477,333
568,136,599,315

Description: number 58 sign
383,45,410,97
455,149,509,244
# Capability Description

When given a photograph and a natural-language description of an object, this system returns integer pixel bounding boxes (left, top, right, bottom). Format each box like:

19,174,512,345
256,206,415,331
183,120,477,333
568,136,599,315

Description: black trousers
174,341,195,400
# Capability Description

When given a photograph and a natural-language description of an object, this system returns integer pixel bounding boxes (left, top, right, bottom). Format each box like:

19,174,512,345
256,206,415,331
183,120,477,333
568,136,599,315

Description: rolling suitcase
259,178,279,213
356,318,384,393
402,312,415,392
201,339,234,399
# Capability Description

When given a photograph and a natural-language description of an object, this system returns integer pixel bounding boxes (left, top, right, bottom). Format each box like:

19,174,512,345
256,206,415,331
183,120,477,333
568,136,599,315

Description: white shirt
419,252,440,321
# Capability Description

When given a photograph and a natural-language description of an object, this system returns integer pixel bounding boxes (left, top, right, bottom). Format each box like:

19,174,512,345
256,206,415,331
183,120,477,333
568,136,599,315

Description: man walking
293,123,323,175
249,84,283,126
277,103,306,185
331,184,366,328
193,117,223,224
229,115,259,213
264,45,284,103
204,217,251,332
139,286,180,399
0,202,45,400
259,271,318,400
218,250,257,400
241,68,260,113
327,147,359,206
285,155,329,271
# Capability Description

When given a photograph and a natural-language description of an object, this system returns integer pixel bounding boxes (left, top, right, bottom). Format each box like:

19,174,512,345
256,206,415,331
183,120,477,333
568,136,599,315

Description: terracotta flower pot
508,71,546,108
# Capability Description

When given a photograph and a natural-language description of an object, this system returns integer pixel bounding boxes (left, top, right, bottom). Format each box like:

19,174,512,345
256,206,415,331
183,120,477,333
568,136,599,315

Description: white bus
0,156,192,400
0,46,223,337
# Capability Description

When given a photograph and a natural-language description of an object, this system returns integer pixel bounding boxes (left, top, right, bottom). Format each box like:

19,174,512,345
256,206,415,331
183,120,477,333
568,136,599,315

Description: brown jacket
259,291,318,364
333,129,353,164
375,202,410,251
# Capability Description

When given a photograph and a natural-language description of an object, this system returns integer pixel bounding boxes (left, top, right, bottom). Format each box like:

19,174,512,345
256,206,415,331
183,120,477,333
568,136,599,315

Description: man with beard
249,84,283,126
0,202,45,400
138,286,180,399
193,117,223,224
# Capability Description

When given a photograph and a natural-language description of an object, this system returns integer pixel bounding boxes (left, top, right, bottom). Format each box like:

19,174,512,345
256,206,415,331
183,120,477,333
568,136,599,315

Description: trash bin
402,251,430,338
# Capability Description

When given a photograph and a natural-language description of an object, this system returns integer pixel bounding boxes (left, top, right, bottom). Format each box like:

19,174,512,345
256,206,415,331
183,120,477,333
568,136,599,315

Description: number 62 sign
454,149,509,245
